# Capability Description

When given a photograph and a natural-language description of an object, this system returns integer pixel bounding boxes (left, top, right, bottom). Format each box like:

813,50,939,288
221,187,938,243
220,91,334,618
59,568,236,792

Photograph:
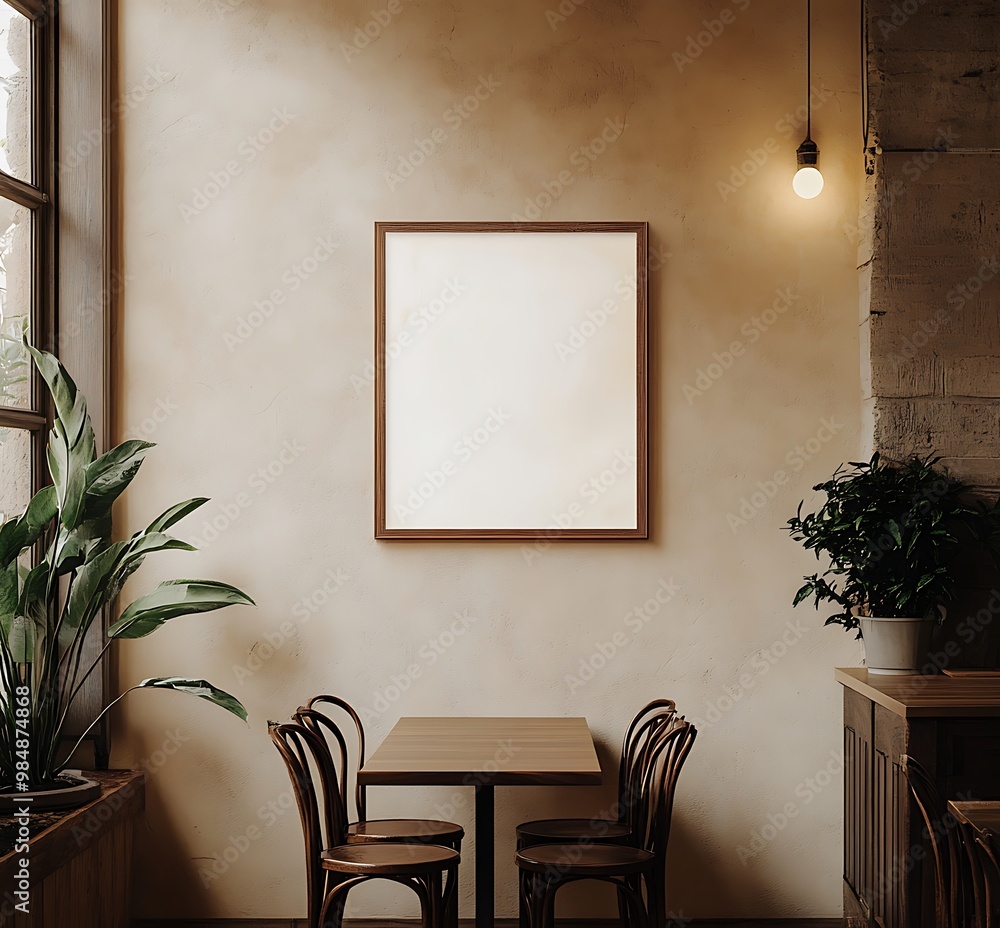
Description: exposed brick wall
864,0,1000,661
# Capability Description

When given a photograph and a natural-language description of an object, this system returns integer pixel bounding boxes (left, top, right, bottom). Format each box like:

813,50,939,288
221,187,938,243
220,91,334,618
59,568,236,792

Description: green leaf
0,562,17,618
887,520,902,547
84,441,154,511
109,580,254,639
63,533,197,643
146,498,208,534
792,582,815,607
136,677,248,721
55,512,112,574
0,485,57,569
8,615,34,663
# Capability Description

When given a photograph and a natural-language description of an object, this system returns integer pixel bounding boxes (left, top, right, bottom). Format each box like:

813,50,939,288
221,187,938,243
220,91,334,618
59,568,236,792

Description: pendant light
793,0,824,199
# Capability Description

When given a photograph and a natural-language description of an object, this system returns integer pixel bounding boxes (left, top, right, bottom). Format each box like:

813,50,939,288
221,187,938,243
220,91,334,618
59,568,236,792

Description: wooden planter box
0,770,144,927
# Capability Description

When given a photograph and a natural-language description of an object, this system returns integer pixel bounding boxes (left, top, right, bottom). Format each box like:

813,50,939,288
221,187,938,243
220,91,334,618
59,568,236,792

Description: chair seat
516,842,653,876
516,817,630,844
346,818,464,845
322,842,460,876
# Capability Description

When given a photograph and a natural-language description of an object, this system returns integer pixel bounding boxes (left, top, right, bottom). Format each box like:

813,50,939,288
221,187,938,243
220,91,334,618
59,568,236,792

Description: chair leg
442,865,459,928
319,881,351,928
541,878,559,928
644,866,665,928
527,874,548,928
617,884,633,928
519,864,531,928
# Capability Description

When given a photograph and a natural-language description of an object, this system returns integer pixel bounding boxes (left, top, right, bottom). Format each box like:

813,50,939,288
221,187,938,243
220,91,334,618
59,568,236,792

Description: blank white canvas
383,230,639,531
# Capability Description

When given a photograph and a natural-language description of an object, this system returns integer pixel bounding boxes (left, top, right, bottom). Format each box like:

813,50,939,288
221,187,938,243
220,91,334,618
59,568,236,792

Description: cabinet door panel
844,687,872,909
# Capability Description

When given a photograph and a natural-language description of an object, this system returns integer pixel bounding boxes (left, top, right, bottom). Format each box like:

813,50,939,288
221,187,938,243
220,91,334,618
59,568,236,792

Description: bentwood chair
975,831,1000,928
516,699,678,849
299,695,464,851
516,716,696,928
270,719,459,928
901,755,975,928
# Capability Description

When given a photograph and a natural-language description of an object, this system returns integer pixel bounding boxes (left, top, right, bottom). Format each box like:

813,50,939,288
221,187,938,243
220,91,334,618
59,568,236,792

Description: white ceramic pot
859,616,935,675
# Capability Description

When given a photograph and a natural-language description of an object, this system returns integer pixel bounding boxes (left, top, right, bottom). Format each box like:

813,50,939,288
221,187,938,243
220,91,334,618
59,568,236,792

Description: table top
358,717,603,786
836,667,1000,718
949,801,1000,836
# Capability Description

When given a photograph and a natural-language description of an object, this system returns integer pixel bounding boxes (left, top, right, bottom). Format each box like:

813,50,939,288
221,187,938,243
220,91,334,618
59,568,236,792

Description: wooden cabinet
839,669,1000,928
0,770,144,927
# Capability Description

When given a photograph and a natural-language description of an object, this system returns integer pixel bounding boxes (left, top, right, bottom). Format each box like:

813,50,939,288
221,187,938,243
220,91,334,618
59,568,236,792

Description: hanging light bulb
793,137,824,198
793,0,824,199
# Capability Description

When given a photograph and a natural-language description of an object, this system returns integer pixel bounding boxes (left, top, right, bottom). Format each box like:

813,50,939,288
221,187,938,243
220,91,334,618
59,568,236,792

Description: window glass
0,425,31,523
0,6,31,183
0,200,30,408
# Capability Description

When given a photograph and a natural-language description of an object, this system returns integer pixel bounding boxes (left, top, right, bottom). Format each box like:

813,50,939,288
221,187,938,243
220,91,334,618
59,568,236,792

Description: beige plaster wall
116,0,864,919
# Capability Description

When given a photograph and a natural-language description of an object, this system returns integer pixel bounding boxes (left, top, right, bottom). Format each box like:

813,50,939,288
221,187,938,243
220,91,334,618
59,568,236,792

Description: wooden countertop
359,717,602,786
0,770,144,887
837,667,1000,718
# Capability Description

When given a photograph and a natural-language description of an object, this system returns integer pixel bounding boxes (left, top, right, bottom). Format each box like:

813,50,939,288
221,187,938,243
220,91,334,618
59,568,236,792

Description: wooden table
359,717,602,928
949,800,1000,836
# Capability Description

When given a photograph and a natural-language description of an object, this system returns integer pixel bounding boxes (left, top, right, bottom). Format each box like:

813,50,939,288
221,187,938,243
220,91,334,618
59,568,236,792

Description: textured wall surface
116,0,863,920
865,0,1000,661
866,0,1000,489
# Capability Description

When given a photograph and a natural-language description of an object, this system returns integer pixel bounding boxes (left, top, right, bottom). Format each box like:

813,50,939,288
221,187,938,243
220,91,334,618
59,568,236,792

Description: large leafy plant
0,344,253,788
786,454,1000,633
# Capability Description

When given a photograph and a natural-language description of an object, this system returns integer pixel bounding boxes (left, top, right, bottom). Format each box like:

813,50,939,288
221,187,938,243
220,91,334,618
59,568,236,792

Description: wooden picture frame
375,221,648,540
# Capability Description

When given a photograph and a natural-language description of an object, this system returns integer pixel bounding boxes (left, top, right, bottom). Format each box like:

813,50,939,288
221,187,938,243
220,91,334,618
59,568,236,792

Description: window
0,0,54,524
0,0,115,763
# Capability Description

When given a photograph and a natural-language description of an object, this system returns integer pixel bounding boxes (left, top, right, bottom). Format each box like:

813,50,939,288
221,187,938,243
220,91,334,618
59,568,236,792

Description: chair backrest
304,694,368,822
269,719,347,928
628,716,697,859
900,754,969,928
617,700,677,822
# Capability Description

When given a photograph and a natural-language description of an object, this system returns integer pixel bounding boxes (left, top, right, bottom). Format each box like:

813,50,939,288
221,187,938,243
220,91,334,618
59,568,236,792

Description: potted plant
0,343,254,810
786,453,1000,674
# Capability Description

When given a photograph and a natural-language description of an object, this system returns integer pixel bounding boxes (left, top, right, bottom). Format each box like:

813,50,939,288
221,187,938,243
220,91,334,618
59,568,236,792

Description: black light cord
806,0,812,138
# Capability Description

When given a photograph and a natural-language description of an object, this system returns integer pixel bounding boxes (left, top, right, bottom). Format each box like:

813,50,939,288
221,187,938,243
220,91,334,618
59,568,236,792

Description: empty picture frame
375,221,648,540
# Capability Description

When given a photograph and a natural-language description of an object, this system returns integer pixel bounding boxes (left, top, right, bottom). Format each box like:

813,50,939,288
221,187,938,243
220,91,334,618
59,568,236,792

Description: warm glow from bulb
793,166,824,199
